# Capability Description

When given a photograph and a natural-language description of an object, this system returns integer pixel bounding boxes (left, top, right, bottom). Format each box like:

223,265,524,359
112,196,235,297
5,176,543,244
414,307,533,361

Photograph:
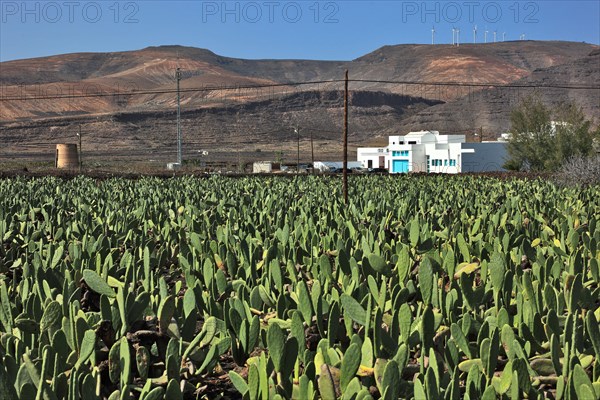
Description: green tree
504,95,599,171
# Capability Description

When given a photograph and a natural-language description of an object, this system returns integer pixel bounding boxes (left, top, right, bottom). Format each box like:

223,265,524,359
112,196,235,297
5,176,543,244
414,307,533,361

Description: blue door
392,160,409,173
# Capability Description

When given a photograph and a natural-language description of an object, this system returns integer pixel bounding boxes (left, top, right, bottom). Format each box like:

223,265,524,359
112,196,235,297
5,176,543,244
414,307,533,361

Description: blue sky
1,1,599,62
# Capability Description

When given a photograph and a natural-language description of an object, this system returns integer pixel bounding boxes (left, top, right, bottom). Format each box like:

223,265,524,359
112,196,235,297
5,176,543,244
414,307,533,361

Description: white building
357,130,507,174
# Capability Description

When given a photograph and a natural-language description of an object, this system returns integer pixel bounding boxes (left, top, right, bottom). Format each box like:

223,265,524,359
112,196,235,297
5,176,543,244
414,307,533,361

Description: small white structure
357,130,507,174
313,161,363,173
253,161,280,173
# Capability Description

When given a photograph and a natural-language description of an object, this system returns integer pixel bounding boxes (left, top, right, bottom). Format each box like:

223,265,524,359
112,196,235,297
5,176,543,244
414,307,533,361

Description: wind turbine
493,30,497,43
452,27,456,45
456,28,460,46
502,32,506,41
432,26,436,45
473,25,477,43
484,27,488,43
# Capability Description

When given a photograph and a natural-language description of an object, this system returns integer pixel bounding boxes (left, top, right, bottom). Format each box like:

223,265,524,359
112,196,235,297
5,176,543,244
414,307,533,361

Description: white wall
357,148,388,169
411,145,427,172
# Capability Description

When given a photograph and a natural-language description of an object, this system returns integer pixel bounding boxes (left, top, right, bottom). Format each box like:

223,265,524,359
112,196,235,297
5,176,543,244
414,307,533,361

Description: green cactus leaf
75,329,96,368
397,246,411,283
414,378,426,400
573,364,594,399
82,269,116,298
318,364,340,400
119,337,131,386
585,311,600,359
143,387,165,400
373,358,388,395
340,343,361,392
341,294,367,327
0,362,18,400
298,281,314,325
419,258,434,305
108,341,120,384
488,253,505,292
421,305,435,352
453,262,480,279
512,358,531,393
228,371,249,395
267,323,285,373
361,338,374,368
481,385,496,400
451,323,472,359
501,325,516,360
398,303,412,343
530,358,556,376
107,390,120,400
165,379,182,400
341,377,362,400
319,254,334,280
381,360,400,400
409,219,420,248
247,364,259,400
492,360,513,395
136,346,150,381
458,358,483,372
39,301,62,333
157,295,176,335
424,366,439,400
368,254,391,276
456,233,470,262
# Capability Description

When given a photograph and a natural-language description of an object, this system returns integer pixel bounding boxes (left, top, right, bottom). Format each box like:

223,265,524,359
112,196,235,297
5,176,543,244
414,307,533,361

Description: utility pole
77,125,82,173
295,127,300,172
310,130,315,174
343,70,349,204
176,67,182,165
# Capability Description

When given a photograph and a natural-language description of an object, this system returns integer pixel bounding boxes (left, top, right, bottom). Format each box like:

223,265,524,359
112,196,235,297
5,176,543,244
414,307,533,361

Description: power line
0,80,345,101
1,78,598,102
349,79,600,90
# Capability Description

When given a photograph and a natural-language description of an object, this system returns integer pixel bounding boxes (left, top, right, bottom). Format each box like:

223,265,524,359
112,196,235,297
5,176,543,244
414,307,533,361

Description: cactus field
0,175,599,400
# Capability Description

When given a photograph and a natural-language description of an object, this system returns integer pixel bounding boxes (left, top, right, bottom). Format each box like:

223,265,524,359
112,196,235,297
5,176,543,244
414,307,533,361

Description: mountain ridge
1,41,598,162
